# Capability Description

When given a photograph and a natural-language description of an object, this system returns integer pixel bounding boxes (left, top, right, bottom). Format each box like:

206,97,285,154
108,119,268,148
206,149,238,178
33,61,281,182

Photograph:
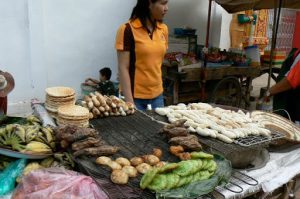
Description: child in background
84,67,116,96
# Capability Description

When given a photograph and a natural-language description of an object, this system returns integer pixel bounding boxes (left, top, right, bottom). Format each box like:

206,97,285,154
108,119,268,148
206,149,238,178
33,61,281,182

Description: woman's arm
269,77,292,96
117,50,134,103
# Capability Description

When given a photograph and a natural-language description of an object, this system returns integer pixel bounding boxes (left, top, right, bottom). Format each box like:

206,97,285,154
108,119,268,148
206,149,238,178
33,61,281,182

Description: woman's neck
146,17,155,32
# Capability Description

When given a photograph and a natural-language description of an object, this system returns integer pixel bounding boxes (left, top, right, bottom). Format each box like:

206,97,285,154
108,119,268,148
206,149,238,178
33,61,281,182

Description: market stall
1,84,300,198
163,0,300,109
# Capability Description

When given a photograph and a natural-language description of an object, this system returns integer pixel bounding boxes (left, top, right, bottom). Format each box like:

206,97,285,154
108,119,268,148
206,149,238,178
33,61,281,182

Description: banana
41,127,54,143
0,128,6,136
40,157,55,168
26,115,41,124
24,141,52,153
25,126,39,143
5,134,25,152
54,153,65,162
34,132,49,144
50,142,56,150
5,124,15,137
14,125,26,142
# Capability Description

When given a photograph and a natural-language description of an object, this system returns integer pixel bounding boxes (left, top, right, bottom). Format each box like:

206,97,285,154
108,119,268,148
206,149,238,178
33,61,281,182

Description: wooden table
162,64,261,107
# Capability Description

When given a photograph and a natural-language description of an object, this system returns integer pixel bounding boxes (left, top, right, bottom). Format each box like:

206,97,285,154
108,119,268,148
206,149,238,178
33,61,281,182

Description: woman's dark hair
130,0,159,30
99,67,112,80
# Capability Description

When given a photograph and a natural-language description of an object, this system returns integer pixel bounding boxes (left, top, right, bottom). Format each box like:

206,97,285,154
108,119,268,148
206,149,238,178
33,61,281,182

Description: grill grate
234,131,285,147
75,111,179,199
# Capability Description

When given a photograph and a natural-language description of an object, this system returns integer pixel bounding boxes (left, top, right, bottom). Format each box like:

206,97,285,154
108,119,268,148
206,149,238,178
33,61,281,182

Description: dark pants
0,96,7,115
274,87,300,122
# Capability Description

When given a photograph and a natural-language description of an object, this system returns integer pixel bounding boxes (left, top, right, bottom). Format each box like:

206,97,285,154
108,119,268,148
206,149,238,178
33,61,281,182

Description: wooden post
201,0,213,101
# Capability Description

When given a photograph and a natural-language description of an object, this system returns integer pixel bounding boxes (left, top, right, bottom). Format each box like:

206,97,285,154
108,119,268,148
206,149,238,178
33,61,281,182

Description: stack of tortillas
45,87,76,118
57,105,90,127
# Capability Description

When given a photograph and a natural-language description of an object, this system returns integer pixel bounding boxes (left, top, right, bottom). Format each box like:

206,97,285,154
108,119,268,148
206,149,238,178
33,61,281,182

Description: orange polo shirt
287,60,300,89
115,18,168,99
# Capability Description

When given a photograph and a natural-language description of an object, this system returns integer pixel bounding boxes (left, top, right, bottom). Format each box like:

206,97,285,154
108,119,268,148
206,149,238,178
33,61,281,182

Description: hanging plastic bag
12,168,108,199
0,159,27,196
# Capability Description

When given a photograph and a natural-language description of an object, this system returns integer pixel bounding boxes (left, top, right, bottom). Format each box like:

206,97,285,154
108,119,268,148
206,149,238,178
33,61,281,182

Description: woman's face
149,0,168,21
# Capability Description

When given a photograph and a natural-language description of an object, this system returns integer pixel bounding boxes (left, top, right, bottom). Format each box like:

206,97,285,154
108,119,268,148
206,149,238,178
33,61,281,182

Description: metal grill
146,110,285,147
234,131,285,147
75,111,179,199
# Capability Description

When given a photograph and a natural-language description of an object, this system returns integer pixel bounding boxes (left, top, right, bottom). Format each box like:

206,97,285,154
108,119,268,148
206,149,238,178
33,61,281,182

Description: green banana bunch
24,141,52,153
40,157,55,168
26,115,41,125
2,133,25,152
5,124,15,138
14,125,26,143
41,127,54,143
25,125,40,143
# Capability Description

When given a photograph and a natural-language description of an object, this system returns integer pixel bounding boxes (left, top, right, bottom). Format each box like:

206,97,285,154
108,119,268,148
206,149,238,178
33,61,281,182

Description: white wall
2,0,231,104
1,0,135,104
165,0,231,48
0,1,32,103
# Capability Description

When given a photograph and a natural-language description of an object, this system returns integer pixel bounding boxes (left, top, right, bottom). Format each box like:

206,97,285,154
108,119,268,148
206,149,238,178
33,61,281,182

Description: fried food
73,145,119,157
130,157,144,166
115,157,131,167
169,135,202,151
178,152,191,160
169,145,184,156
107,161,122,170
122,165,138,178
111,170,129,185
143,155,160,166
95,156,111,165
72,137,102,151
136,163,152,174
161,127,189,138
152,148,162,159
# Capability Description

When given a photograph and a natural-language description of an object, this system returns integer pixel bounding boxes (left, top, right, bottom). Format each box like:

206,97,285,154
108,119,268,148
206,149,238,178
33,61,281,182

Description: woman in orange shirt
116,0,169,111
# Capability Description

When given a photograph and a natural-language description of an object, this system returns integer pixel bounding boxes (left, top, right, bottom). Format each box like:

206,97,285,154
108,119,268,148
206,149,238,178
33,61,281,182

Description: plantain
41,127,54,143
24,141,52,153
14,125,26,143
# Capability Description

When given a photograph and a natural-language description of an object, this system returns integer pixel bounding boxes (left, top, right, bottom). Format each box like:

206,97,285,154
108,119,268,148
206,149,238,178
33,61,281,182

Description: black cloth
273,48,300,121
97,80,116,96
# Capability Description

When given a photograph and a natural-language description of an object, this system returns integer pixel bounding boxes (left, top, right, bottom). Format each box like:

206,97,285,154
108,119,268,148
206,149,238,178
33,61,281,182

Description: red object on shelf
293,12,300,48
